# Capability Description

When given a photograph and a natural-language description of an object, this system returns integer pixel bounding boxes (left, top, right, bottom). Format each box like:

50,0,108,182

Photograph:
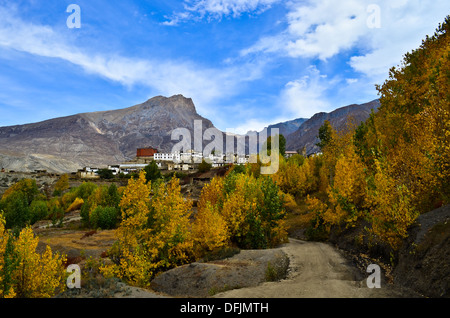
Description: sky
0,0,449,134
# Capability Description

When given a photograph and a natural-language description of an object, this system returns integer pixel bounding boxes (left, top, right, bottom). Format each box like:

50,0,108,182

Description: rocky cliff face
285,100,380,154
0,95,216,172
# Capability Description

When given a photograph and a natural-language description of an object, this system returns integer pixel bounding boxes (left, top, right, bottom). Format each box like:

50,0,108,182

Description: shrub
65,197,84,213
198,159,212,173
90,206,119,229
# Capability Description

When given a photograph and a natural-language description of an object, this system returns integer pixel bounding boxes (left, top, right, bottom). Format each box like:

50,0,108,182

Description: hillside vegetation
279,16,450,253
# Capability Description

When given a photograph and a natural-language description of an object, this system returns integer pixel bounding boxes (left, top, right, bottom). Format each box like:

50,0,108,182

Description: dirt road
214,239,415,298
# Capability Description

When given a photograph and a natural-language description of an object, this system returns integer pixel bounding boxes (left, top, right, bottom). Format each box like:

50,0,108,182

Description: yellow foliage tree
366,161,419,249
65,197,84,213
197,176,225,213
191,202,229,259
102,172,194,287
324,145,368,229
149,176,193,269
0,213,15,298
102,171,152,286
272,156,315,198
12,227,66,298
0,213,66,298
53,174,69,195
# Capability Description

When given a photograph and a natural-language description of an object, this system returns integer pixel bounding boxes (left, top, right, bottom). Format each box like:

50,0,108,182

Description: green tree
97,169,114,180
316,120,334,150
0,192,31,232
90,206,119,229
144,161,162,183
29,200,49,224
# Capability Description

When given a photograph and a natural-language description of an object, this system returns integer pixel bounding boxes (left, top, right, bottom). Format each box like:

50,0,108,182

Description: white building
154,153,175,161
119,164,148,174
284,151,298,158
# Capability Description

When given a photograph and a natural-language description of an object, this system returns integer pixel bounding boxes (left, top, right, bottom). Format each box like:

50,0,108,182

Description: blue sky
0,0,449,133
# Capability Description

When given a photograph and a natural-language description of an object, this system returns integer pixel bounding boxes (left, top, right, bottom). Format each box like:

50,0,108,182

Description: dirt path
214,239,414,298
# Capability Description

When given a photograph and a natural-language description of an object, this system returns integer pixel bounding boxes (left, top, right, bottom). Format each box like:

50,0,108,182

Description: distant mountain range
285,99,380,155
0,95,380,173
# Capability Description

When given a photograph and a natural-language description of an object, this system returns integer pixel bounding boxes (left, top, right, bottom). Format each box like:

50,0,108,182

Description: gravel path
214,239,415,298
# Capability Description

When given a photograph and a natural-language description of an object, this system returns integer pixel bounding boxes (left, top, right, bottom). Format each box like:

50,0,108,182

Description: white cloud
242,0,450,73
242,0,369,60
349,0,450,82
232,118,274,135
0,5,266,120
278,66,331,118
164,0,280,25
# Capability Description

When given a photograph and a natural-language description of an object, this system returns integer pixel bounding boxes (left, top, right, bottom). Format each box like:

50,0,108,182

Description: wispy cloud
278,65,331,118
0,5,267,121
163,0,281,25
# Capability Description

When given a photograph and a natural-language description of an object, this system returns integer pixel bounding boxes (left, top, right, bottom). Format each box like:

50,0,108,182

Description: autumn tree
0,214,16,298
101,171,152,286
366,160,419,249
101,172,194,287
53,174,69,196
368,16,450,211
0,213,66,298
191,202,229,259
304,17,450,248
199,170,287,249
198,159,212,173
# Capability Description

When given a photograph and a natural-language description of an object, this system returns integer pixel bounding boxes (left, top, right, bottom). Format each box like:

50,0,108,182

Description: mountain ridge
285,99,380,154
0,95,214,172
0,96,380,173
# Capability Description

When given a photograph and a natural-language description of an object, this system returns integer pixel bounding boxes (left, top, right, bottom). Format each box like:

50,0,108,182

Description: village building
77,167,100,179
285,150,298,159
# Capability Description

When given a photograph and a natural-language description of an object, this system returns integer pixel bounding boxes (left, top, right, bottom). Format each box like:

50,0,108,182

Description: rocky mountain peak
141,94,197,113
0,95,214,172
